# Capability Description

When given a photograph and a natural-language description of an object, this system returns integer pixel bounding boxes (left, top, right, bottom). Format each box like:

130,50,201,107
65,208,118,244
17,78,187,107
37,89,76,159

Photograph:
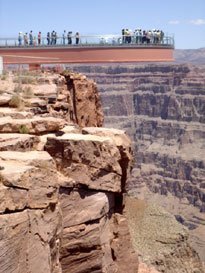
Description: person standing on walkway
51,30,55,45
18,32,23,46
122,29,125,43
29,30,33,45
33,36,37,46
47,32,50,45
67,31,72,44
38,31,41,45
62,30,66,45
75,32,80,45
54,31,57,45
23,33,28,46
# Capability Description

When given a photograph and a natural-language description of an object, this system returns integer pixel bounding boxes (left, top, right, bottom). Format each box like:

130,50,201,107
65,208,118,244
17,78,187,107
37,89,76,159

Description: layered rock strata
67,63,205,270
0,72,138,273
0,71,103,127
0,131,138,273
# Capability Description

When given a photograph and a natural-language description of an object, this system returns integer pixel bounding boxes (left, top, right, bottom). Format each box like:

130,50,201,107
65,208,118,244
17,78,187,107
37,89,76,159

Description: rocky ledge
0,132,138,273
0,71,139,273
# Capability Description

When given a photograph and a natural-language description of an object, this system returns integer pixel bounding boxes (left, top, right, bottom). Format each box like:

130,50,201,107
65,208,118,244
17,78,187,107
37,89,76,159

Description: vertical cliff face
44,127,138,273
67,63,205,271
0,71,138,273
60,71,104,127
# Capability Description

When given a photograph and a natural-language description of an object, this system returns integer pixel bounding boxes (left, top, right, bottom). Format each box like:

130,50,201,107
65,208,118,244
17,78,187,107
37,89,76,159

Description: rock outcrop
0,71,138,273
67,63,205,271
61,71,104,127
0,71,103,127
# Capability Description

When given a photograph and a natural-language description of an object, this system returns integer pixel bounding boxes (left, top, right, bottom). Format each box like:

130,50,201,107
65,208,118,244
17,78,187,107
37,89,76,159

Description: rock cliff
67,63,205,272
0,71,138,273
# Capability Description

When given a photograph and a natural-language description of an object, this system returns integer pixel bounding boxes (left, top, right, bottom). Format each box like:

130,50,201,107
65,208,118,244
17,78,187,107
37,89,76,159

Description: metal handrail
0,34,174,48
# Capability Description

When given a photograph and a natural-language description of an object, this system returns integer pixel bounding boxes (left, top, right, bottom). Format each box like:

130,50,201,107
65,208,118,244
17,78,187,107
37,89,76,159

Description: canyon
0,67,204,272
68,63,205,271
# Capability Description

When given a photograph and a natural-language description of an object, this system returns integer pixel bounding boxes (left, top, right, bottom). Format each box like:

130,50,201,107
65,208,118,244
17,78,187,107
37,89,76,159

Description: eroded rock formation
0,71,138,273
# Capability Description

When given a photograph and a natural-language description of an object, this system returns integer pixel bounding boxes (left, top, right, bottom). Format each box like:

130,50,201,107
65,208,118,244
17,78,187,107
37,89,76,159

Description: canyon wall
0,68,204,272
68,63,205,270
0,72,139,273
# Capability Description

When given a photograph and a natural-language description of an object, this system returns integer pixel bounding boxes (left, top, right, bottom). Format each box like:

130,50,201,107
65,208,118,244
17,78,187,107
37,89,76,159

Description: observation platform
0,34,175,69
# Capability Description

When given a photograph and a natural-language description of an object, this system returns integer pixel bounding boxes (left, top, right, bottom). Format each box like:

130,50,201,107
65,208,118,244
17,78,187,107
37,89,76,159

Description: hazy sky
0,0,205,49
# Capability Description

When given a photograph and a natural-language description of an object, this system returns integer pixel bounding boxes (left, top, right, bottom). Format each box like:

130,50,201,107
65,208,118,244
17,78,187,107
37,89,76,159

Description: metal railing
0,34,175,48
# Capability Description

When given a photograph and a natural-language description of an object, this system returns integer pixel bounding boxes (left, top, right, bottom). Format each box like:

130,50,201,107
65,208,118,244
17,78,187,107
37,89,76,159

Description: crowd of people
17,30,80,46
121,28,165,44
17,28,166,46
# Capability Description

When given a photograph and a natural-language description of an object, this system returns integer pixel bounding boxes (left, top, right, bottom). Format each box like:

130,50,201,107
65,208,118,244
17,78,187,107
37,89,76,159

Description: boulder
45,133,122,192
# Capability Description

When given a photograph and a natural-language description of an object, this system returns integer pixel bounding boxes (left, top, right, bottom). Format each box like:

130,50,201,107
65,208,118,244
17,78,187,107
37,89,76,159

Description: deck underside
0,46,174,66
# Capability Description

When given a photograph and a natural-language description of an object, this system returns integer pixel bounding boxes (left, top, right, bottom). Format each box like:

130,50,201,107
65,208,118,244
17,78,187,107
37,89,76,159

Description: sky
0,0,205,49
